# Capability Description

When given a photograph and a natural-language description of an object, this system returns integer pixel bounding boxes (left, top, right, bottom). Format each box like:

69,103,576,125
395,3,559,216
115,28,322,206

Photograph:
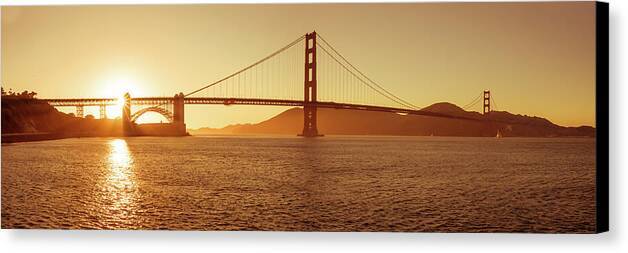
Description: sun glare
116,94,126,108
102,76,142,98
100,76,143,118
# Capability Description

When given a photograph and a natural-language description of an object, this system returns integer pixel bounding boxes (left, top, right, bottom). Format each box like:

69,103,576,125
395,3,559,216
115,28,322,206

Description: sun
115,94,124,108
102,77,142,98
101,76,143,118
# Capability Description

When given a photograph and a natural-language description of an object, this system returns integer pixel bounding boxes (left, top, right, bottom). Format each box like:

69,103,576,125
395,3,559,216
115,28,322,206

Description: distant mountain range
189,102,595,137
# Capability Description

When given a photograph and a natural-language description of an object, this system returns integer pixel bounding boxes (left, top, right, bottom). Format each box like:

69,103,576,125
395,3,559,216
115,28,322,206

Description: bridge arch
131,106,174,123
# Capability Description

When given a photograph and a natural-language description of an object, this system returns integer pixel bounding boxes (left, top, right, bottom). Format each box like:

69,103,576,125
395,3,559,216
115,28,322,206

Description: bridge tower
173,92,186,134
122,92,133,136
483,90,491,115
300,31,322,137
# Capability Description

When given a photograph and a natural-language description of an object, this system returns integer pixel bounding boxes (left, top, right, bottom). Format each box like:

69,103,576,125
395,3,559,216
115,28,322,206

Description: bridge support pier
172,92,186,135
99,105,107,119
122,92,133,136
299,31,322,137
76,105,84,118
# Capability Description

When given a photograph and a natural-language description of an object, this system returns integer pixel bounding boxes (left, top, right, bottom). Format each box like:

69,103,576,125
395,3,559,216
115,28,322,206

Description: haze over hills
189,102,595,137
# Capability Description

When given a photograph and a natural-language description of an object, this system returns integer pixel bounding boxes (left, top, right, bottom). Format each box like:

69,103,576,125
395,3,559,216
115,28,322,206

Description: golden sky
1,2,596,128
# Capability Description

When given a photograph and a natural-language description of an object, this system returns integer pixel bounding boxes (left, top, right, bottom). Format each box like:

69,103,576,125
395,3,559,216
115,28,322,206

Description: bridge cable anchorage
315,33,420,110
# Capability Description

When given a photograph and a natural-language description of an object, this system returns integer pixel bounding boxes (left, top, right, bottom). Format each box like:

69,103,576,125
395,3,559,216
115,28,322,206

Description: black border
595,1,609,233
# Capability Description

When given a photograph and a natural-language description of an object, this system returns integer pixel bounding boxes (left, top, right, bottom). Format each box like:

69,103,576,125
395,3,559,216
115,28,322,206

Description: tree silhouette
1,87,38,98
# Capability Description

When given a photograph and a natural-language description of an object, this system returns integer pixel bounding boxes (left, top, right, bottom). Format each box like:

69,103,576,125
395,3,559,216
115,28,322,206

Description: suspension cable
462,91,482,110
316,33,420,110
184,35,305,97
491,95,499,111
317,43,417,109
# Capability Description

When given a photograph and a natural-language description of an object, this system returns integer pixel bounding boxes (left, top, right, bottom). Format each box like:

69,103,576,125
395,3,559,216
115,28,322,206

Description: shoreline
2,132,594,144
1,131,192,144
1,132,123,144
188,132,596,139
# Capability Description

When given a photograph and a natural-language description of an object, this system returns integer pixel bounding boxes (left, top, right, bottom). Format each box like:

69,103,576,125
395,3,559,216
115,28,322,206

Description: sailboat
496,129,503,138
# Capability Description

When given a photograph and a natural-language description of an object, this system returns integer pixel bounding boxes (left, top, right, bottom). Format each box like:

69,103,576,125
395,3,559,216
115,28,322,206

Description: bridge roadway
43,97,480,122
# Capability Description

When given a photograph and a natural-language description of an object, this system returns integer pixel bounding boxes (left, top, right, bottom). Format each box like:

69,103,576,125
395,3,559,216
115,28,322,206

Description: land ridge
190,102,595,138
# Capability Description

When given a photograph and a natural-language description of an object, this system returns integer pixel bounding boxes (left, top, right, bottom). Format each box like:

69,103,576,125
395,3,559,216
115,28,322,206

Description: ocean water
1,136,596,232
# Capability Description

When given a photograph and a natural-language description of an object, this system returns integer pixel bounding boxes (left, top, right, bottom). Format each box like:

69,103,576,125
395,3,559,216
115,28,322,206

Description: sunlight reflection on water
104,139,138,224
0,136,596,232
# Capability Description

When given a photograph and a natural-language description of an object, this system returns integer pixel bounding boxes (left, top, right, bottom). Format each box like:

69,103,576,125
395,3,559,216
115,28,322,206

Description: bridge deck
43,97,480,122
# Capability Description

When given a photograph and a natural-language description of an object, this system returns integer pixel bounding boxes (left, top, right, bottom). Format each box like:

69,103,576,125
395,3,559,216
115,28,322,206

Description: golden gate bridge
43,31,495,137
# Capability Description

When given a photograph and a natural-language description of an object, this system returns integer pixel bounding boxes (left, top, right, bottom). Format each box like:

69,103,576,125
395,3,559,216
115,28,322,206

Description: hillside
1,97,122,141
190,103,595,137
